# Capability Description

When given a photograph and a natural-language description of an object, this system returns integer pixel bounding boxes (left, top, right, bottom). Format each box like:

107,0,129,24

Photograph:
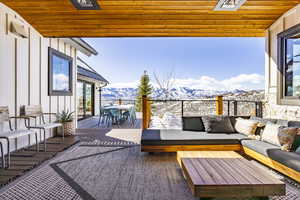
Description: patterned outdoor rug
76,128,140,147
0,144,299,200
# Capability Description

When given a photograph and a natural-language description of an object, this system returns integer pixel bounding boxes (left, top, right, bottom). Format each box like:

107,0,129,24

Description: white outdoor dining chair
21,105,64,152
0,106,38,168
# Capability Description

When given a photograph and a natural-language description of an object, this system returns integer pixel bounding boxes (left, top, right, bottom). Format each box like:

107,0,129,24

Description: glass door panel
85,83,93,116
77,81,94,120
77,81,84,119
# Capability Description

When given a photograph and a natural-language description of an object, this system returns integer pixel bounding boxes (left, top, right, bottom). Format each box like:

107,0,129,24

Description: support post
216,96,223,115
233,101,238,116
142,95,148,130
227,100,230,116
181,100,184,117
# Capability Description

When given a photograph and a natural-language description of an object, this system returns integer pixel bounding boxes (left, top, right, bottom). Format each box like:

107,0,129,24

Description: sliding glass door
77,80,94,120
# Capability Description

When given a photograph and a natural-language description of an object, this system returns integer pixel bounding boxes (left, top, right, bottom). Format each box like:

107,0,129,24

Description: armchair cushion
34,123,62,129
0,129,35,139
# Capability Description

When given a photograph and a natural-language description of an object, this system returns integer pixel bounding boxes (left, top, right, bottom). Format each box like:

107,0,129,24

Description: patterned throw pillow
234,118,259,137
261,122,298,151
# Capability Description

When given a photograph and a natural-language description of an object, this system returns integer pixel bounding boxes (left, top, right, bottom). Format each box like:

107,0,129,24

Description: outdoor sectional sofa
141,116,300,183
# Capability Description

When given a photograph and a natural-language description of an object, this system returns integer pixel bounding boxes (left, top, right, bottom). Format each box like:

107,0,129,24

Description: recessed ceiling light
214,0,247,11
70,0,100,10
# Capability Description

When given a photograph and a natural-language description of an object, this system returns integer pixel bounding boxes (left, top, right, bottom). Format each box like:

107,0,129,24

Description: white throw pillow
234,118,259,136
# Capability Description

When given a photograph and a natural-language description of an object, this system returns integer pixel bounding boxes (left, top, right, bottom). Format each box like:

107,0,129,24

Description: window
278,24,300,100
48,47,73,96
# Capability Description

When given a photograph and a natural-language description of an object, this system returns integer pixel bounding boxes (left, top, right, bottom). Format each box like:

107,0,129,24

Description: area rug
0,144,299,200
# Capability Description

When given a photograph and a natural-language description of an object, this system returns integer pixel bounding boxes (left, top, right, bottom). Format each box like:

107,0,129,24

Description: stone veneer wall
264,4,300,121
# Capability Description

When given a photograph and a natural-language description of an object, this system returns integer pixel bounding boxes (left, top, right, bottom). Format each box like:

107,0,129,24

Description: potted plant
56,110,75,136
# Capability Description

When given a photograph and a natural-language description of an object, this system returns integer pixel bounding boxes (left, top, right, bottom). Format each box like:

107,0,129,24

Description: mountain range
102,87,263,100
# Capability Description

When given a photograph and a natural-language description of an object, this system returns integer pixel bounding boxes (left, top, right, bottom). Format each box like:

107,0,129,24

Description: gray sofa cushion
182,117,205,131
141,129,247,145
241,139,280,157
202,115,235,133
242,139,300,172
268,150,300,172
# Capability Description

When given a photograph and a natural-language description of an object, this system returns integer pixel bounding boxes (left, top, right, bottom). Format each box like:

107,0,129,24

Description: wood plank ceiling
2,0,300,37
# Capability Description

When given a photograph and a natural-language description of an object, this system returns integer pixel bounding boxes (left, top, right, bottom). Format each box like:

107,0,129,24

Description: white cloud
53,73,69,91
107,73,265,91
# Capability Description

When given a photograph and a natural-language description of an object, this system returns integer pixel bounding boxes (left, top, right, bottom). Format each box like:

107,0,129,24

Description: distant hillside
102,87,264,101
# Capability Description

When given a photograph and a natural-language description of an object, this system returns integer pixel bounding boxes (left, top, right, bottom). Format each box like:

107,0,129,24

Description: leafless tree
153,70,176,99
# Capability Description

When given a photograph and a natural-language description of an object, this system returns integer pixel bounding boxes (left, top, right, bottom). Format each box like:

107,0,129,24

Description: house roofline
61,38,98,56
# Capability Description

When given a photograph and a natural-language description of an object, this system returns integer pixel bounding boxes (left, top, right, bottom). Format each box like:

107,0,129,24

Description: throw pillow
261,122,298,151
201,115,235,133
288,121,300,151
296,146,300,154
234,118,259,136
182,117,205,131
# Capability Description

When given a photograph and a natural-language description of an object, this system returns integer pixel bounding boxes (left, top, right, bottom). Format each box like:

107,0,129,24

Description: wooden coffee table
178,151,286,199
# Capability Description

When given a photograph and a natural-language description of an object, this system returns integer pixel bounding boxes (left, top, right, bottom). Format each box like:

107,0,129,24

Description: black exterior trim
78,65,109,83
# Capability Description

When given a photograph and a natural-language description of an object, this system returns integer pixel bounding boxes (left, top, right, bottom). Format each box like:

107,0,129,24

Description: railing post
147,99,151,128
142,95,148,130
255,101,263,117
216,96,223,115
181,100,184,117
233,101,238,116
227,100,230,116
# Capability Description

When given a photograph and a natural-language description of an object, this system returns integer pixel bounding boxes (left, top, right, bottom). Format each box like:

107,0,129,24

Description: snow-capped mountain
102,87,263,100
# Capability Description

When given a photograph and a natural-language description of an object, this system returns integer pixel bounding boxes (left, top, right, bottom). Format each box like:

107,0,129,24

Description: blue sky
79,37,265,90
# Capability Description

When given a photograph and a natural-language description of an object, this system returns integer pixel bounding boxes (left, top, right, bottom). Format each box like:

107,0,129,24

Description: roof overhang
77,65,109,84
2,1,300,37
61,38,98,56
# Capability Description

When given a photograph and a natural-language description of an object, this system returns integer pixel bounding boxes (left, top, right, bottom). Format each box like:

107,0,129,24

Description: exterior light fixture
214,0,247,11
70,0,100,10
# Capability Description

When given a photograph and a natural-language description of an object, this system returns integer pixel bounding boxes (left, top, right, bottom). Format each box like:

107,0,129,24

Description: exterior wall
265,4,300,120
0,3,78,152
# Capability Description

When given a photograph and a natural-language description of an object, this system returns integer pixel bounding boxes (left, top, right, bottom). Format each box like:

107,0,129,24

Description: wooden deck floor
0,136,78,187
78,112,142,129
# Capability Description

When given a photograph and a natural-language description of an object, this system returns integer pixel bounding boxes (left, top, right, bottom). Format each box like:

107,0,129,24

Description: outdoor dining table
103,104,135,111
101,104,136,125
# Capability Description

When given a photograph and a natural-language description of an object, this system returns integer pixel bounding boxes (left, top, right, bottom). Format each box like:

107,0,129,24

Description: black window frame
278,23,300,100
48,47,73,96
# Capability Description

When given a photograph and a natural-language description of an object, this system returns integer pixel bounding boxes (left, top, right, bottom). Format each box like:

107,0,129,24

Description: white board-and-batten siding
0,3,78,132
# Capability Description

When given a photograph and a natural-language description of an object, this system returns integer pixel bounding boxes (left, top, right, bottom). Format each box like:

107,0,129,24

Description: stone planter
60,121,75,136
